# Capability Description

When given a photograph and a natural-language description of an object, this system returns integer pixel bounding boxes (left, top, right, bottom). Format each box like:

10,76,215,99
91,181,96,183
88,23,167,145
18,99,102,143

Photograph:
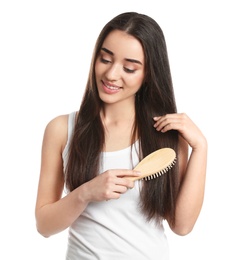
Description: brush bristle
143,157,177,181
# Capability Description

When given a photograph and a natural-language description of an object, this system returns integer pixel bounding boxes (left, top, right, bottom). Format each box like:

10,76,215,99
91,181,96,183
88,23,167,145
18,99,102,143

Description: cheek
128,73,145,90
94,61,102,76
95,59,107,78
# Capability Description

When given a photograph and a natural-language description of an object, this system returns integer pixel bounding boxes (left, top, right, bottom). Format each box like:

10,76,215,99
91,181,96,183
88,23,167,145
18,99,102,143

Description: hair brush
126,148,176,181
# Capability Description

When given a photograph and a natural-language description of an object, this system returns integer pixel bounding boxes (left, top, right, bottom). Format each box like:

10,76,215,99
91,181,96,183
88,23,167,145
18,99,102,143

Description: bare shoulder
43,114,71,152
45,114,69,131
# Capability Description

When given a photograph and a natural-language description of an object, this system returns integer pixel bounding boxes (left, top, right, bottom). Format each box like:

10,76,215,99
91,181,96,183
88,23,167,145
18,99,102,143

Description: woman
35,12,207,259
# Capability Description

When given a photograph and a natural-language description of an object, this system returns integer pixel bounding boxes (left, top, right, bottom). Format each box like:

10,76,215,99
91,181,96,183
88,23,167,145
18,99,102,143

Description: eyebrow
101,47,143,65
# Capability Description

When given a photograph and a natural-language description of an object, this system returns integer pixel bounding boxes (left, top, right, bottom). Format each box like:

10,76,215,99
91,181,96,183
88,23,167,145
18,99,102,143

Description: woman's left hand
153,113,206,150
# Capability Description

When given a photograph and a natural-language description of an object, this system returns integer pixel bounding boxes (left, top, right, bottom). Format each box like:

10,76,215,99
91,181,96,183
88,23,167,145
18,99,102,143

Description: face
95,30,145,105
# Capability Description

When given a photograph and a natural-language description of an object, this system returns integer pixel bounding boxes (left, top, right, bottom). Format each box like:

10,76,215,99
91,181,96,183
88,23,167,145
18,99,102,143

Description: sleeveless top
62,111,169,260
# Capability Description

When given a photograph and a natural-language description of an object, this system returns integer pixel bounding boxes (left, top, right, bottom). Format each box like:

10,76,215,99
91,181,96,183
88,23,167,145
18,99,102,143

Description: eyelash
124,68,135,73
100,57,136,74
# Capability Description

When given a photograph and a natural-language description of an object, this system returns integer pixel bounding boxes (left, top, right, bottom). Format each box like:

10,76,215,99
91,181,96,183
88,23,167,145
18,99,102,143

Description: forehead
102,30,144,62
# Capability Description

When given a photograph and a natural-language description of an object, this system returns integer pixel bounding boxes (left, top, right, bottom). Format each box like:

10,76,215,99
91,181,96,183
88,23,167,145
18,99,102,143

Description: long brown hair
65,12,179,225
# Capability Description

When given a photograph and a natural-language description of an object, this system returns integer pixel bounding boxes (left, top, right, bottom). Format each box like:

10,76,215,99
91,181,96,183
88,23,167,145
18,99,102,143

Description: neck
101,102,135,123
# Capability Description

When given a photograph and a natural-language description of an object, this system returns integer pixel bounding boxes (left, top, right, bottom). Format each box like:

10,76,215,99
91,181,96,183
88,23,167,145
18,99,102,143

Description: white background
1,0,246,259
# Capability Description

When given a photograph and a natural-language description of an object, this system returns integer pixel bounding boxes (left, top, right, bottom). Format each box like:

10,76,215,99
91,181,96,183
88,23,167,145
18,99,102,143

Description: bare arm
35,115,89,237
35,115,140,237
153,113,207,235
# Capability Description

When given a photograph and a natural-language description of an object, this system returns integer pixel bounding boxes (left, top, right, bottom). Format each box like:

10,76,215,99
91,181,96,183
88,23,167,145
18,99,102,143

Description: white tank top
62,112,169,260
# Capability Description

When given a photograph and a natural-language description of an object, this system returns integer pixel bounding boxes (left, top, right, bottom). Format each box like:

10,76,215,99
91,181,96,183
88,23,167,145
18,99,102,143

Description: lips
102,81,122,94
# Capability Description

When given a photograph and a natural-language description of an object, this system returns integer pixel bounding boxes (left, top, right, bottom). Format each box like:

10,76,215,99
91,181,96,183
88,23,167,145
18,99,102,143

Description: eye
100,57,111,64
124,67,135,73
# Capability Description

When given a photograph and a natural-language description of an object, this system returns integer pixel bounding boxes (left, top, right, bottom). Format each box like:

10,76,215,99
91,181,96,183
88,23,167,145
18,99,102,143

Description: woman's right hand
82,169,141,202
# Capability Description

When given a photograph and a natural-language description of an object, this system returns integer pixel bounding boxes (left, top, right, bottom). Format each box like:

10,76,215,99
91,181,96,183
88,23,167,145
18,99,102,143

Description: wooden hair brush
126,148,176,181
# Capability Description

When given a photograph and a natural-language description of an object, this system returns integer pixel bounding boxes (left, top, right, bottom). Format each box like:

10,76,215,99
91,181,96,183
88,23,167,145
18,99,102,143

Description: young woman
35,12,207,259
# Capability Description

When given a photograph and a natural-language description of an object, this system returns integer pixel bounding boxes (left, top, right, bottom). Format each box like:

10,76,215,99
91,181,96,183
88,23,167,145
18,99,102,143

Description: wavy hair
65,12,179,225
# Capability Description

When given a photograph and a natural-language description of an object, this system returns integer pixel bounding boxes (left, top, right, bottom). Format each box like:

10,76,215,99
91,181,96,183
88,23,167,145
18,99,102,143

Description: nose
105,63,121,81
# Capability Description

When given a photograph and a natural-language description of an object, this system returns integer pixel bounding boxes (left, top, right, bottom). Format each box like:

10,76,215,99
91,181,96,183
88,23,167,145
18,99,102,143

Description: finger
153,117,167,128
116,170,141,178
160,122,183,133
154,118,180,131
104,191,121,201
115,177,136,189
104,170,138,189
113,185,129,194
153,113,177,122
153,116,161,121
153,114,176,128
104,181,131,201
153,113,186,124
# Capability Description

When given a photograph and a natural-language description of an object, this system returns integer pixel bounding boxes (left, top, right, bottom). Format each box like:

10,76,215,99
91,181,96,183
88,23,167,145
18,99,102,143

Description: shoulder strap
67,111,76,141
62,111,77,173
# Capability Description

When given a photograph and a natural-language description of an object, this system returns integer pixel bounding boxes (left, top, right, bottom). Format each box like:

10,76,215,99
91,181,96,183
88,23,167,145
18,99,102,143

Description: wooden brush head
126,148,176,181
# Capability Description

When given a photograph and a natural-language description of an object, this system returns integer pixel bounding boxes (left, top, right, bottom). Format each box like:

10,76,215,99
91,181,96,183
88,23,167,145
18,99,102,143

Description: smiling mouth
102,81,122,90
